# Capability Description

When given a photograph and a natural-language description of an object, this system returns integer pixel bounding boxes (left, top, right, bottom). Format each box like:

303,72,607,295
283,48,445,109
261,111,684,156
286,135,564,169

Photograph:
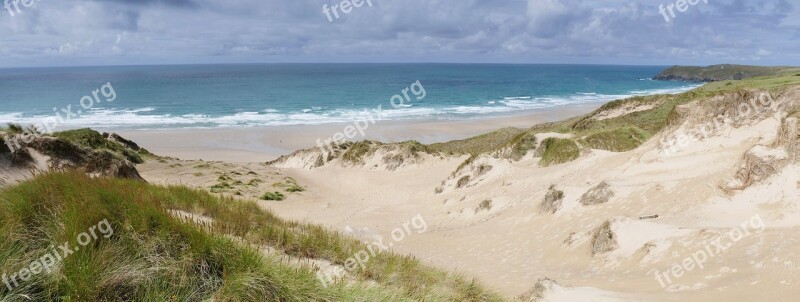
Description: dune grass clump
456,176,471,189
429,127,525,156
210,182,233,193
53,129,149,164
475,200,493,214
272,177,305,193
505,132,538,160
341,141,377,165
6,123,24,134
591,221,618,256
579,181,615,206
538,138,580,167
286,185,305,193
539,185,564,214
580,126,650,152
0,172,503,301
261,191,286,201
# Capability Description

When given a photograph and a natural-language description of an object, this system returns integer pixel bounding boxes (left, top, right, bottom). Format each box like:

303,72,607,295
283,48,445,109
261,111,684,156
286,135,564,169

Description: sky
0,0,797,67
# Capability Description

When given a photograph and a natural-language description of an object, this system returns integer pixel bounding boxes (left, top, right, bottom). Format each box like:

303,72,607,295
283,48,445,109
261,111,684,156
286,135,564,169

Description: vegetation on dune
0,172,502,301
52,128,153,164
418,73,800,167
272,177,305,193
539,185,564,214
579,126,650,152
428,127,525,156
538,138,580,167
261,191,286,201
340,141,378,164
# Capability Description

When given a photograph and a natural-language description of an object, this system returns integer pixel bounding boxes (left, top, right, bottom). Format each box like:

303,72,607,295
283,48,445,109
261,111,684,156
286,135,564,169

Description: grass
428,127,525,156
272,177,305,193
261,192,286,201
579,126,650,152
0,172,503,301
655,64,800,81
52,128,151,164
540,185,564,214
210,182,233,193
474,200,492,214
424,73,800,167
538,138,580,167
341,141,377,164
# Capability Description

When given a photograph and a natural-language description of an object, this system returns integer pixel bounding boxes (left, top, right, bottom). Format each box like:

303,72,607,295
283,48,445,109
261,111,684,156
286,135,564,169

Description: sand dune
133,86,800,301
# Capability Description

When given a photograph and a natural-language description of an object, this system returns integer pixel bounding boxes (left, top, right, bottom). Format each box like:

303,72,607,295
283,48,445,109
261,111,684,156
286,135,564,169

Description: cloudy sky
0,0,797,67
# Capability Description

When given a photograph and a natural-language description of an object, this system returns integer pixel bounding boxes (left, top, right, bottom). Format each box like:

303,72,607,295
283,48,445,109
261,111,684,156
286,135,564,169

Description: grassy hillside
654,64,800,82
0,172,501,301
427,73,800,166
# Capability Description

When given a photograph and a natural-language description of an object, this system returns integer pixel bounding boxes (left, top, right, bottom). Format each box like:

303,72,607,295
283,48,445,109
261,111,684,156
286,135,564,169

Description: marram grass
0,172,503,302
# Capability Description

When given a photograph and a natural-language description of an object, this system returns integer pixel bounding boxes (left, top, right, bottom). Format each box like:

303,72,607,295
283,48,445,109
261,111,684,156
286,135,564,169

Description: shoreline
116,103,602,162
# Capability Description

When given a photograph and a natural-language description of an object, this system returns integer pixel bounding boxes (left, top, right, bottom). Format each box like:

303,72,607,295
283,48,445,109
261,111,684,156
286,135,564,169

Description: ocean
0,64,700,130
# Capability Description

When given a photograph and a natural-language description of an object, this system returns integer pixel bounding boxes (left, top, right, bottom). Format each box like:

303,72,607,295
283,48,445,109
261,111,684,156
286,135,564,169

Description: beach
130,80,800,300
117,103,601,162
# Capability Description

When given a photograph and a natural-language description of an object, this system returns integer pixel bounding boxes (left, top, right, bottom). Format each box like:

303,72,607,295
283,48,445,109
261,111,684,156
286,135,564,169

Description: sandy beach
116,104,600,162
131,85,800,301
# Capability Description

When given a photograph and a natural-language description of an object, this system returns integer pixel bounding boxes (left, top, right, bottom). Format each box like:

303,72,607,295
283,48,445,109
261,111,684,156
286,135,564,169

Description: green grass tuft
539,138,580,167
261,192,286,201
0,172,503,301
53,129,148,164
580,126,650,152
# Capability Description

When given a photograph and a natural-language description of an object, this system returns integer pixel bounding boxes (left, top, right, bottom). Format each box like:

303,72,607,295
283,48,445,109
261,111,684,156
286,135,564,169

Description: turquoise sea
0,64,700,130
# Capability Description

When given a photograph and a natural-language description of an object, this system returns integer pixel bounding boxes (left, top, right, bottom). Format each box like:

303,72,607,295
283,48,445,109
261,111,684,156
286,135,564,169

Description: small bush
261,191,286,201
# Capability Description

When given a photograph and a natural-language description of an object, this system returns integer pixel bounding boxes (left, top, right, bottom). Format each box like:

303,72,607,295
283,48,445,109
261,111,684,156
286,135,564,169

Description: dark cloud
0,0,797,67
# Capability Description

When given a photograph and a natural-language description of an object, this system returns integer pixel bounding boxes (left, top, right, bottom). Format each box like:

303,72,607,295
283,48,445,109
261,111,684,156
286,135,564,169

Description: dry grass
591,221,618,256
579,182,614,206
539,185,564,214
